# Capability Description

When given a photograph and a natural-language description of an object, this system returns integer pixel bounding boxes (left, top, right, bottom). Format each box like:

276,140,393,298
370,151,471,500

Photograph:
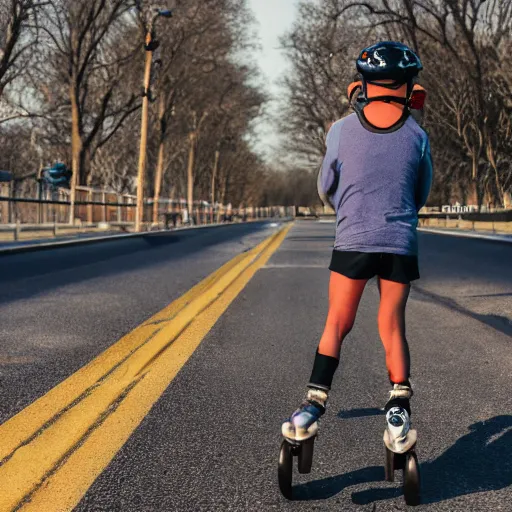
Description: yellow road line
0,238,256,461
0,223,292,512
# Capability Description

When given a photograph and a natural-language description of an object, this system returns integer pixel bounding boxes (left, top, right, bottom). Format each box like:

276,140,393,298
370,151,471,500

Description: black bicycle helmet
356,41,422,85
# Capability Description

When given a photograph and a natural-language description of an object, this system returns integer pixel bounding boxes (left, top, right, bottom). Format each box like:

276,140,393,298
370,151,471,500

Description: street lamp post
135,7,173,232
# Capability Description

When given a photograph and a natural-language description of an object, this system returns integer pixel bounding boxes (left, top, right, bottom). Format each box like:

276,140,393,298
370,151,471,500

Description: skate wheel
297,437,314,474
384,446,395,482
403,450,421,506
278,440,294,499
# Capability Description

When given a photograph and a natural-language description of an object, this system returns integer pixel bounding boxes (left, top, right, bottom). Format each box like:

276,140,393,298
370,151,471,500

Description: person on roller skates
282,42,433,457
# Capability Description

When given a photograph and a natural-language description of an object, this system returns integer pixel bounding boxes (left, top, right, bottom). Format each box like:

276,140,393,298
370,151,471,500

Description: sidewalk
0,229,132,250
0,226,128,244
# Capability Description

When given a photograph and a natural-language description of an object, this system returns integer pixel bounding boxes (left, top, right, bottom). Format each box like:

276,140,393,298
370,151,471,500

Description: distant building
441,204,477,213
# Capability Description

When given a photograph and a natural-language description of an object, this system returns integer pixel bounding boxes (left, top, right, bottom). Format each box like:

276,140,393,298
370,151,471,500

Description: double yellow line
0,223,292,511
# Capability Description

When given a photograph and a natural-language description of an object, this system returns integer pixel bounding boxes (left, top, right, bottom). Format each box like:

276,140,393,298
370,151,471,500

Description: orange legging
318,272,410,384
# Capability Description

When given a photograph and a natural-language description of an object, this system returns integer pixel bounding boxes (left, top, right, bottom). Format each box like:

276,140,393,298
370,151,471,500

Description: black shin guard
308,350,339,391
386,396,411,416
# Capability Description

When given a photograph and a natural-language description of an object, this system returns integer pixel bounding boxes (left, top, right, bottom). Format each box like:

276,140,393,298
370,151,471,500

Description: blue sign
0,170,12,183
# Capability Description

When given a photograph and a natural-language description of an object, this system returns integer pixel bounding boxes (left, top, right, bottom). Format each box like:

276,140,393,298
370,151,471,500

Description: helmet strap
351,78,414,133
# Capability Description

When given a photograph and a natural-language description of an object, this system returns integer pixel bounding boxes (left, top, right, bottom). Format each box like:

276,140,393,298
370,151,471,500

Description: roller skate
278,387,328,499
383,383,421,506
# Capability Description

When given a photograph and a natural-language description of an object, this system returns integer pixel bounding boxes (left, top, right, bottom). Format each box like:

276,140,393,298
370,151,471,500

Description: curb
418,227,512,244
0,219,290,256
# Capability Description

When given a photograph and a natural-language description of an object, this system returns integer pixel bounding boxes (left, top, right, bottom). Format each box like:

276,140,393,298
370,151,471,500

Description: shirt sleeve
317,120,343,204
416,135,433,211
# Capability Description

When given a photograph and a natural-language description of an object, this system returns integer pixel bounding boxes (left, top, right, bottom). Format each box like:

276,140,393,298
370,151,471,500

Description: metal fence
0,184,294,228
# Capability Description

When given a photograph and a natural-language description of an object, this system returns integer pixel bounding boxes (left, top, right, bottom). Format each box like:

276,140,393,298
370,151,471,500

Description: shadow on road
466,292,512,298
412,285,512,337
293,466,385,501
337,407,384,419
291,415,512,506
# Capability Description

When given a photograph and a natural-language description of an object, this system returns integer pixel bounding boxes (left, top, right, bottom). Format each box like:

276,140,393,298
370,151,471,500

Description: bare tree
146,0,266,219
279,1,368,163
280,0,512,208
35,0,142,222
149,0,233,221
0,0,277,219
335,0,512,208
0,0,47,123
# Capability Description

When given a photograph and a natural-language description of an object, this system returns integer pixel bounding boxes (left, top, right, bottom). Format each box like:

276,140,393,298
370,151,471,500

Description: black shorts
329,250,419,284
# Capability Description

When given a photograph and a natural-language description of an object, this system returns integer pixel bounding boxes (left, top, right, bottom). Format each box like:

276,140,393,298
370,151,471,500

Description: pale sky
247,0,299,161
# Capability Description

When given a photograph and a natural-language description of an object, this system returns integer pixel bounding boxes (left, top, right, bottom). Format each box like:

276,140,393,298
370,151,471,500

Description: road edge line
418,227,512,244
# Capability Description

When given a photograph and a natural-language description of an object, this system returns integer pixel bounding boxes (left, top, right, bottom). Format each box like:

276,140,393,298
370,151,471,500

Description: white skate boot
281,387,328,443
383,383,417,454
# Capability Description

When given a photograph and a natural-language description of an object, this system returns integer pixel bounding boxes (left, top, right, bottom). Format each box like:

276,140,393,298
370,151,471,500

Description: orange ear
410,84,427,110
347,81,362,101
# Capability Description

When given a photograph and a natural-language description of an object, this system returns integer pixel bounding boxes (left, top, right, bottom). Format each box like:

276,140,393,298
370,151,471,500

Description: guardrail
418,210,512,234
418,217,512,234
418,210,512,222
0,184,294,226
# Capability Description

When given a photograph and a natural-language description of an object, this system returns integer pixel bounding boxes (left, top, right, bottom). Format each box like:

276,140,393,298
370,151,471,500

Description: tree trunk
69,81,82,224
153,95,167,224
82,146,92,187
492,164,505,209
486,138,505,208
187,131,197,223
211,149,220,206
217,177,227,224
465,153,480,208
224,172,231,206
476,178,485,212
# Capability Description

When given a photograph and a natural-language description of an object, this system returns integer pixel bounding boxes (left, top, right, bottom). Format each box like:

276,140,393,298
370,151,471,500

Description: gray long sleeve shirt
318,113,433,256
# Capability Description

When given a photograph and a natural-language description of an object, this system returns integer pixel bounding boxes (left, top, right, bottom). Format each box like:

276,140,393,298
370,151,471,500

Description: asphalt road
1,220,511,511
0,222,281,424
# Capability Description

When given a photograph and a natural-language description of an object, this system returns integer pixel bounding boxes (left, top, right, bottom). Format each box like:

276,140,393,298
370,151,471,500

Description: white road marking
418,227,512,243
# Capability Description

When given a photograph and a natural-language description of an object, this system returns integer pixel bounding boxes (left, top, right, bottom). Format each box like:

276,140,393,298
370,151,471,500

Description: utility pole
135,7,173,232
